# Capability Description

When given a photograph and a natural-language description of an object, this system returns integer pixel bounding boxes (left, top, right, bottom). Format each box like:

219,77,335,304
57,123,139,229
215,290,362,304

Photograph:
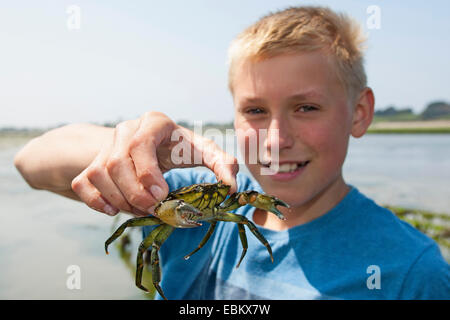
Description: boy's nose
264,118,295,152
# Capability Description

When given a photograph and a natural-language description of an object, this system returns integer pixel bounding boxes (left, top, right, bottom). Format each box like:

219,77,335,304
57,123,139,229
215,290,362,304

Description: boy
15,6,449,299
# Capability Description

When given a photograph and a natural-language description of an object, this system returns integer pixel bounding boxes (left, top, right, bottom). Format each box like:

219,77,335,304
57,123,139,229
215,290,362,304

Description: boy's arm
14,123,112,199
14,112,239,217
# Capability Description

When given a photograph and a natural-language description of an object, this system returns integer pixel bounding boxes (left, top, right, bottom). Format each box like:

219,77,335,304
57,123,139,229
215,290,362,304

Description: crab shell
165,181,230,214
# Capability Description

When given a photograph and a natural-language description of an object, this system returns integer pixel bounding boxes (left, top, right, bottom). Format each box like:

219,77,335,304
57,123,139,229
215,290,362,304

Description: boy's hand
71,111,238,217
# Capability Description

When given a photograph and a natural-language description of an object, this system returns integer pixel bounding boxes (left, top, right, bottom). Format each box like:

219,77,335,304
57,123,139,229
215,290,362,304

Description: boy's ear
351,87,375,138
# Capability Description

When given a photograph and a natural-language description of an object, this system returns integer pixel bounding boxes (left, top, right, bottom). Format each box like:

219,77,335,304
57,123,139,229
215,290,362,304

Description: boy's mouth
258,160,310,178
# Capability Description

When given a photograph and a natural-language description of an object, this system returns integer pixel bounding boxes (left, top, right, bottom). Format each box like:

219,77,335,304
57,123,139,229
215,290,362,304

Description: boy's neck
253,178,351,231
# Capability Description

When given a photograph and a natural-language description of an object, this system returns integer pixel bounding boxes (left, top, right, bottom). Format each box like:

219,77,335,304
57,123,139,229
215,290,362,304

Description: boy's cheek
315,133,350,174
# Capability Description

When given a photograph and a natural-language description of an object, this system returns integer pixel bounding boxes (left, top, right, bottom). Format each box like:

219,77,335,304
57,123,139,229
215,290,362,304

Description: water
0,140,147,299
344,134,450,214
1,134,449,299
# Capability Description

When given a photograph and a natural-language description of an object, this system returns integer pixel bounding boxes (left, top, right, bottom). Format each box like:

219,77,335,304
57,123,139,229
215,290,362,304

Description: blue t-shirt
143,168,450,300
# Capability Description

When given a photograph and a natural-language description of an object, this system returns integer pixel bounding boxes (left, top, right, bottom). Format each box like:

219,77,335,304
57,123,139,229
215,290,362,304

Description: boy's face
233,52,355,209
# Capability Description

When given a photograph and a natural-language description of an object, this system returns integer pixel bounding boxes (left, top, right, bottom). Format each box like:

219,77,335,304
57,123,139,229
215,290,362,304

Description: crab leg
216,212,273,264
105,216,161,254
184,221,217,260
135,225,164,292
236,224,248,268
220,191,289,220
150,224,174,300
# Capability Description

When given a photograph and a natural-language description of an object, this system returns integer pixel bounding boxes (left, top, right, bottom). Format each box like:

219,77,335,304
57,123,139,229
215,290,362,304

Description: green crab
104,181,289,300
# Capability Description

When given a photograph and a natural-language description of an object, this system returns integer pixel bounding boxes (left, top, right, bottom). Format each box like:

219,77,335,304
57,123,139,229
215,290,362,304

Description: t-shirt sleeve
163,168,217,192
398,243,450,299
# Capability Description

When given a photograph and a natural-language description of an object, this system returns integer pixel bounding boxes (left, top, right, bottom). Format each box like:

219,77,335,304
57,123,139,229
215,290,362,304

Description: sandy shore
370,120,450,129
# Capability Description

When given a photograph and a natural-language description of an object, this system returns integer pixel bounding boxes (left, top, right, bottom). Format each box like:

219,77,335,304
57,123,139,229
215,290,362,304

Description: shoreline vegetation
367,120,450,134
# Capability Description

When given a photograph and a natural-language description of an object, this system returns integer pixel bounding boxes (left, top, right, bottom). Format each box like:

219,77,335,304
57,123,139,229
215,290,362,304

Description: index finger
193,134,239,194
129,112,176,200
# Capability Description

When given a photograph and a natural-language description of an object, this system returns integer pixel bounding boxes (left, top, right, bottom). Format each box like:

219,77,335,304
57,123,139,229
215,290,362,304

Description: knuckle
128,192,152,209
136,168,153,182
130,135,158,155
129,133,149,150
86,166,103,181
71,176,84,192
106,156,122,173
128,136,140,150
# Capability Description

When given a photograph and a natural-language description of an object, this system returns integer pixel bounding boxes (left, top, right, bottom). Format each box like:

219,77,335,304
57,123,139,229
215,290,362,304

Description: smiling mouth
259,161,310,173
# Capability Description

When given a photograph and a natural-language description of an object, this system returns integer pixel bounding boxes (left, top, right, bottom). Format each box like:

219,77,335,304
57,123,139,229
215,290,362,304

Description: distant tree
176,120,192,129
375,106,414,116
421,101,450,120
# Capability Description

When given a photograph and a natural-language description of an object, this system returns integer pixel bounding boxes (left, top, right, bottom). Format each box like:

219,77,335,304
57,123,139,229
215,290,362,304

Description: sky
1,0,449,128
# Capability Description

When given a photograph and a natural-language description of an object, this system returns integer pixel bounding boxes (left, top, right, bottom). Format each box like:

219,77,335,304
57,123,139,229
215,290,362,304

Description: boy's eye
244,107,266,115
296,105,318,113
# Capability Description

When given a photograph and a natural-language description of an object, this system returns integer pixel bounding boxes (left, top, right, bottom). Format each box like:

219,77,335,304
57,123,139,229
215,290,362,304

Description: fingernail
104,204,119,216
150,185,165,201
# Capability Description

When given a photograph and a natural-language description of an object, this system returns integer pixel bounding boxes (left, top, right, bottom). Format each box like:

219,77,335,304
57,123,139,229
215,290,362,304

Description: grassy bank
367,127,450,134
0,135,38,149
368,120,450,134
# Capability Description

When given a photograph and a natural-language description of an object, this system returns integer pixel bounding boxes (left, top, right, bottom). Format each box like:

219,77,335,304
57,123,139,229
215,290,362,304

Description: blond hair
228,6,367,100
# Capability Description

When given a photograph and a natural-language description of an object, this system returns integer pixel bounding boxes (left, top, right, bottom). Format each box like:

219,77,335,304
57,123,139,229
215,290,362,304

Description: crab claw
154,199,203,228
176,201,204,227
221,191,289,220
248,192,289,220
